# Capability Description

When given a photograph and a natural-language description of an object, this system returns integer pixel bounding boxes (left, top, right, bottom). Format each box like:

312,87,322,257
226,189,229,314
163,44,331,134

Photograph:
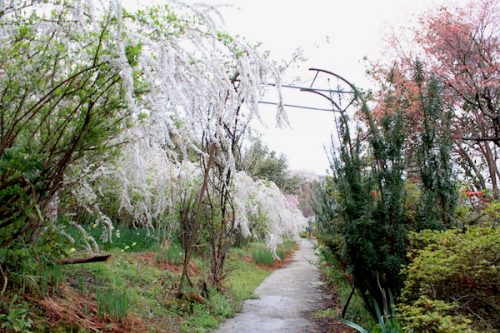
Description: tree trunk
481,142,500,198
455,143,487,191
177,142,217,296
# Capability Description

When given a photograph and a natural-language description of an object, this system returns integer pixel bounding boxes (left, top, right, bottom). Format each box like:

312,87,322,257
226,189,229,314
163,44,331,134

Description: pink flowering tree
370,0,499,196
416,0,499,141
416,0,499,196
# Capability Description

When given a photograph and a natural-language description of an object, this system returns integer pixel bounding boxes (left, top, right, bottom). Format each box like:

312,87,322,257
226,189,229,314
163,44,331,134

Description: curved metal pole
299,88,342,112
308,68,361,98
300,68,364,113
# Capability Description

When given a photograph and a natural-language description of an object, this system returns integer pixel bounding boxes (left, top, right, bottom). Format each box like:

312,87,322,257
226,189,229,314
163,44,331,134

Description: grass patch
39,264,64,295
251,248,274,265
276,239,297,260
178,240,282,332
250,239,297,265
312,307,336,319
90,225,160,253
278,239,297,253
0,296,33,333
24,229,297,333
226,255,270,302
59,240,285,333
317,246,373,328
64,249,175,322
180,303,219,333
96,287,130,320
65,224,161,254
179,245,276,333
156,242,184,265
177,290,235,333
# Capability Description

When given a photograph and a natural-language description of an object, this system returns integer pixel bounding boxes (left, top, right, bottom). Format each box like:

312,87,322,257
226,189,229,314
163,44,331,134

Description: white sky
191,0,466,175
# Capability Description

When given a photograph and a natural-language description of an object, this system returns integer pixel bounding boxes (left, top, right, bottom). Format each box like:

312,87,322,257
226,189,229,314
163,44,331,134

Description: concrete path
214,239,324,333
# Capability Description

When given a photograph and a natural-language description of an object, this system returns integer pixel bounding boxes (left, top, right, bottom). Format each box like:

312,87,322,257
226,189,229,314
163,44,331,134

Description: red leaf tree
370,0,499,197
417,0,499,145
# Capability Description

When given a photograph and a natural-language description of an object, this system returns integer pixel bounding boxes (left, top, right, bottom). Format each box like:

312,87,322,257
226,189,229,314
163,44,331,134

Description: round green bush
399,227,499,332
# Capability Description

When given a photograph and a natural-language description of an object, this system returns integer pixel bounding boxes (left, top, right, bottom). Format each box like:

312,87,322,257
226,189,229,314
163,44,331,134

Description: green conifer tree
415,62,457,230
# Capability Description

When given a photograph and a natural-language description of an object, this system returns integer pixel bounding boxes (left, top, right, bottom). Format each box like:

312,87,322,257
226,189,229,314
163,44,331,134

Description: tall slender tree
415,65,458,230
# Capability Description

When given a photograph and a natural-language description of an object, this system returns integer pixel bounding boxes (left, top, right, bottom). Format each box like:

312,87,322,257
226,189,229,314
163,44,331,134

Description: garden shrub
455,197,500,228
398,297,473,333
479,200,500,227
399,227,499,332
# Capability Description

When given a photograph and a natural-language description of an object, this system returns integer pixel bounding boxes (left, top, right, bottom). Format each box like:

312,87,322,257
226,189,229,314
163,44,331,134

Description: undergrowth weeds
1,229,297,333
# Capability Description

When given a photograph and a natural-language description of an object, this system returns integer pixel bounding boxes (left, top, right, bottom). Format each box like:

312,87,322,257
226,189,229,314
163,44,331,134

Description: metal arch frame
256,68,363,113
299,68,363,113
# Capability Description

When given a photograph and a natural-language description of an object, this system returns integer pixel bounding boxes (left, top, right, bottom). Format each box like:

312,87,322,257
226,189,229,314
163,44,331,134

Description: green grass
178,239,300,332
46,230,297,333
180,302,220,333
156,241,184,265
60,240,284,332
39,264,63,295
316,246,373,329
312,307,337,319
96,287,130,320
10,227,250,332
64,249,175,322
251,248,275,265
226,239,296,302
88,225,160,252
177,289,236,333
65,224,161,254
178,245,275,333
226,255,271,302
276,239,296,260
0,296,33,333
250,239,296,265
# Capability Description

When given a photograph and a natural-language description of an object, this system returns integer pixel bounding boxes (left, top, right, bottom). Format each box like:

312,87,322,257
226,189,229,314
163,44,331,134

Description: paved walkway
214,239,324,333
